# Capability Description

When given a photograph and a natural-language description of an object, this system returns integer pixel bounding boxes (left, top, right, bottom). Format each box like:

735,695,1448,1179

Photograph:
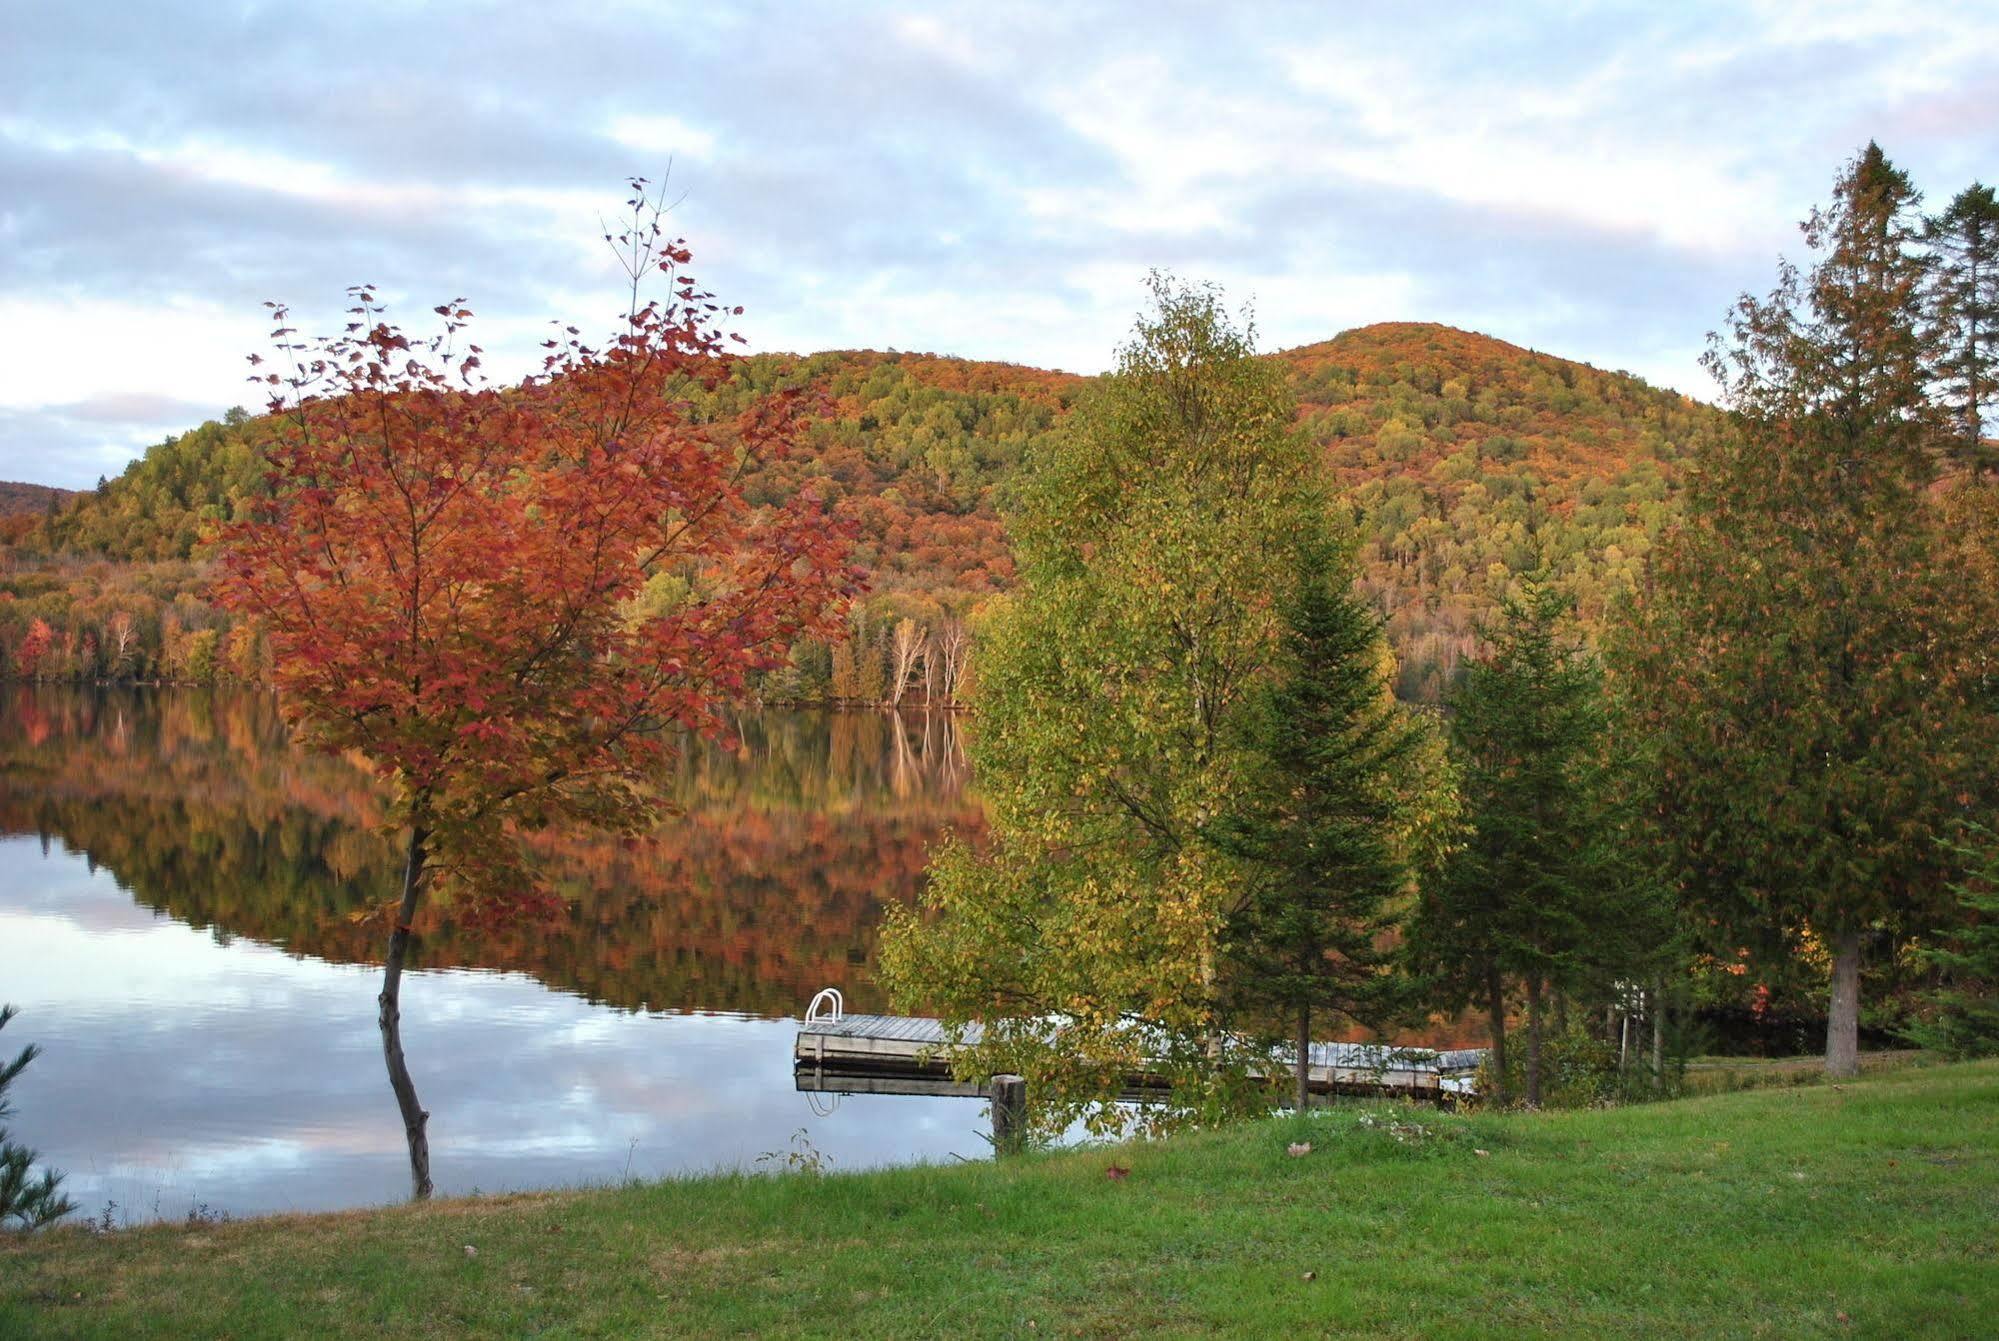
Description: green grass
4,1062,1995,1339
1681,1049,1927,1095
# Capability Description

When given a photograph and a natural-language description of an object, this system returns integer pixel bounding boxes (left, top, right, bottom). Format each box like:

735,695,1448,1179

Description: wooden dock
792,993,1483,1103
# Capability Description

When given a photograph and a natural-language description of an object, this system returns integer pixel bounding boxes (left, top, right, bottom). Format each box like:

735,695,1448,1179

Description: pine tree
1927,182,1999,467
1207,536,1431,1110
0,1006,75,1232
1905,828,1999,1059
1621,144,1991,1077
1411,579,1660,1105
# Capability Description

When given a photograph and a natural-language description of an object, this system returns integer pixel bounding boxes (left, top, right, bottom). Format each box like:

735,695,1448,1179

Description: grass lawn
1682,1049,1926,1095
3,1060,1994,1339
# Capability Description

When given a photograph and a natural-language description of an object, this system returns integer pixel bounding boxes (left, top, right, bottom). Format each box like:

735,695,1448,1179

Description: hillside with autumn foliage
0,322,1721,701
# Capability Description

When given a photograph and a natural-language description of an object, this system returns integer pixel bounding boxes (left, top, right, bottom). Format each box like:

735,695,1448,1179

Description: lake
0,687,990,1224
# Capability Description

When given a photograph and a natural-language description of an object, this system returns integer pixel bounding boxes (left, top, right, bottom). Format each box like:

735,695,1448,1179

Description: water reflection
0,687,988,1221
0,686,982,1014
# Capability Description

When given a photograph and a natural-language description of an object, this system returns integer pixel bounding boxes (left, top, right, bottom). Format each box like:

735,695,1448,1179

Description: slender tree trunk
1827,929,1862,1079
1485,965,1509,1106
1525,976,1545,1108
380,823,434,1200
1651,980,1665,1090
1295,1002,1311,1112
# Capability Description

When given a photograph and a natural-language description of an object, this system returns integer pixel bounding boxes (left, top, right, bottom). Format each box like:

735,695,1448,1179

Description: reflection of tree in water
0,687,982,1016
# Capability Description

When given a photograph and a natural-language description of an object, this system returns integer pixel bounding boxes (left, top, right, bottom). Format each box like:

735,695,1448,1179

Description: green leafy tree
1206,536,1436,1109
1927,182,1999,466
1,1006,75,1232
878,275,1333,1137
1620,144,1992,1077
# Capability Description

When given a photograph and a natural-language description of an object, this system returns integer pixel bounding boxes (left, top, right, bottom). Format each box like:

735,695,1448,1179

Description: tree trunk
380,823,434,1200
1826,929,1862,1079
1525,976,1544,1108
1485,965,1509,1105
1650,980,1665,1089
1295,1002,1311,1112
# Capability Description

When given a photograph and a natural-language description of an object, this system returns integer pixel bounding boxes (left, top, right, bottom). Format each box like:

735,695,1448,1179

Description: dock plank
796,1008,1481,1100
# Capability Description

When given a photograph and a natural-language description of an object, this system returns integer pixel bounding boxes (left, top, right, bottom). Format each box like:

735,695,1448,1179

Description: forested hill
1,323,1722,699
1284,323,1716,697
0,482,75,521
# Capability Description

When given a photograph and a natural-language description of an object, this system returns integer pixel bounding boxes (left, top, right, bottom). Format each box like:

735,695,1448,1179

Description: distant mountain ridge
3,322,1724,699
0,481,75,517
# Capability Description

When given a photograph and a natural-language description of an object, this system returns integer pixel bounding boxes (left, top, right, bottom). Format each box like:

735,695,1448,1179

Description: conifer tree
1620,144,1992,1077
1905,828,1999,1059
1927,182,1999,468
1207,536,1432,1110
0,1006,74,1232
1410,580,1661,1105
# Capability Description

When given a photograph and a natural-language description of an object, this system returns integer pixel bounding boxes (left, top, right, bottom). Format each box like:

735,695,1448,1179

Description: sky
3,1,1995,488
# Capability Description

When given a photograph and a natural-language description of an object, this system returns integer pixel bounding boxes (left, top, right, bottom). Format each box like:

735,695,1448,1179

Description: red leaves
213,223,858,923
14,618,53,677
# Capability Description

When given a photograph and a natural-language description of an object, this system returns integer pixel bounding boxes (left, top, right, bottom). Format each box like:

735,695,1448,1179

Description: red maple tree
14,618,52,679
213,183,859,1197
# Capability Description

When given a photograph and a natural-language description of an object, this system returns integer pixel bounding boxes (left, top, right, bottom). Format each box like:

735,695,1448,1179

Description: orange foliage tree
213,183,858,1198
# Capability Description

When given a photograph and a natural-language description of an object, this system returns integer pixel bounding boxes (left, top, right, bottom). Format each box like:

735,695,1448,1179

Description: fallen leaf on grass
1287,1142,1313,1158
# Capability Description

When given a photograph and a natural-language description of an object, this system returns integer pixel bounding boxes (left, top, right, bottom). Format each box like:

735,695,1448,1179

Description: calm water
0,687,988,1223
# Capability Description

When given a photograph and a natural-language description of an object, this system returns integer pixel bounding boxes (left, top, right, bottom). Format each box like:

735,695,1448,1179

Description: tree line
881,145,1999,1134
7,283,1765,704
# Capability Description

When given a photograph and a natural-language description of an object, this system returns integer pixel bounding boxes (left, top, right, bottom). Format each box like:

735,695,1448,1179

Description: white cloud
1,1,1993,483
604,113,719,161
0,295,255,412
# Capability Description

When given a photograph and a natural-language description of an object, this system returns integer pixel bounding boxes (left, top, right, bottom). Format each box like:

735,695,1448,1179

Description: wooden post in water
990,1074,1026,1156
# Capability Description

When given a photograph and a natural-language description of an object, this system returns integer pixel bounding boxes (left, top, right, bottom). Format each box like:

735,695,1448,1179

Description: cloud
605,115,719,162
1,1,1994,483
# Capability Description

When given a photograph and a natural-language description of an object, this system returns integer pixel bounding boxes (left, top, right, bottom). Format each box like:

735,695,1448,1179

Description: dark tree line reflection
0,687,982,1016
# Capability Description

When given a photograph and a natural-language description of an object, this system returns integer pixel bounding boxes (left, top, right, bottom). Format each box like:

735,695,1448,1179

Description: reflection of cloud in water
0,838,989,1222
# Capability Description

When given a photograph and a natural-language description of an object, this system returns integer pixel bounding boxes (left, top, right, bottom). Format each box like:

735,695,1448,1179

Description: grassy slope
3,1062,1993,1339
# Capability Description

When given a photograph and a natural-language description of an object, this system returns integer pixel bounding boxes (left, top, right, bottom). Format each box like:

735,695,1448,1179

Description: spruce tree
1905,828,1999,1059
1206,536,1430,1110
1621,144,1991,1076
1411,579,1659,1105
1927,182,1999,468
0,1006,74,1232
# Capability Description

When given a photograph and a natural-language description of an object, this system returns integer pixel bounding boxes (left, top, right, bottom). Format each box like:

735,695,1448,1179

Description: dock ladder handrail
805,987,844,1025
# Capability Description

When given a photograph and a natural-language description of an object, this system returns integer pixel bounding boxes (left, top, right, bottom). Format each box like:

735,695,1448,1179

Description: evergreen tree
0,1006,74,1232
1904,827,1999,1060
1411,580,1660,1105
1927,182,1999,466
1621,144,1992,1077
1207,536,1432,1110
